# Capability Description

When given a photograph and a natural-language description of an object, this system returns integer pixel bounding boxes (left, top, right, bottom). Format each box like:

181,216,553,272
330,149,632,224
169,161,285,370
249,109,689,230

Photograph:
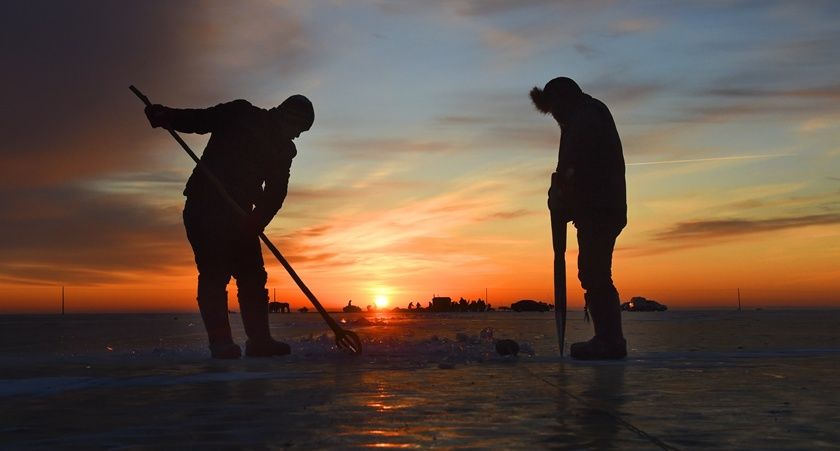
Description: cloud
655,213,840,241
672,102,826,125
0,185,190,285
378,0,564,17
713,183,828,212
772,31,840,65
436,115,491,125
611,17,661,35
574,43,598,58
263,174,529,284
433,90,555,149
197,3,313,76
588,80,667,106
626,153,793,167
317,136,458,158
478,26,533,59
622,81,840,131
286,187,351,202
705,84,840,100
482,209,537,220
0,1,315,188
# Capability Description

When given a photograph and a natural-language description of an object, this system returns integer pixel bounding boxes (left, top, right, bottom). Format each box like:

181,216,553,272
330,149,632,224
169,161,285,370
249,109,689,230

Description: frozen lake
1,310,839,449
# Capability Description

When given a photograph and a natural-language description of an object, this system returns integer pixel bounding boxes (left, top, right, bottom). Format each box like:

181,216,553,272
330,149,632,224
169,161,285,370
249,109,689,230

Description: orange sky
1,2,839,313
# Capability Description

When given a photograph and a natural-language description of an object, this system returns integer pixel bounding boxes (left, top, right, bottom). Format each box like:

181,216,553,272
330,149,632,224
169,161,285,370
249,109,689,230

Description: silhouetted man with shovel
531,77,627,360
144,95,314,359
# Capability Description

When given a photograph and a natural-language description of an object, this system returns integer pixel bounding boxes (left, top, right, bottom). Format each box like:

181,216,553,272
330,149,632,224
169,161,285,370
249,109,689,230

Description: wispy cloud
482,209,537,220
656,214,840,241
317,136,458,158
627,153,794,166
0,186,189,285
611,17,661,35
378,0,563,17
705,84,840,100
589,80,667,107
478,27,533,60
266,171,531,287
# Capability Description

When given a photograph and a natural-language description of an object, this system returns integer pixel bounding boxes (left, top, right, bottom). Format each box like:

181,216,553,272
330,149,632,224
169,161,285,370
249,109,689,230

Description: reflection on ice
366,430,404,437
365,443,418,448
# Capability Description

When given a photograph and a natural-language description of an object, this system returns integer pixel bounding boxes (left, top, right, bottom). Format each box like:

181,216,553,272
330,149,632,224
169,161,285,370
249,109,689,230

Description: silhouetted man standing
531,77,627,360
144,95,314,359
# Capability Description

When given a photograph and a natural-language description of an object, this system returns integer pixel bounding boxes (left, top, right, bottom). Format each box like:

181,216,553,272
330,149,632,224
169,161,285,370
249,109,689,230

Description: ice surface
1,310,839,448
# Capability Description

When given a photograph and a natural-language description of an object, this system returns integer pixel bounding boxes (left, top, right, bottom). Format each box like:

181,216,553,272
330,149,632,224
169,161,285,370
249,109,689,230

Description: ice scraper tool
550,202,568,356
129,85,362,355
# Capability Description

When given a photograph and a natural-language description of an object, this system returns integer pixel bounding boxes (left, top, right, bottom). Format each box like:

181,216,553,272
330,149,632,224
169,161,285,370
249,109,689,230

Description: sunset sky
2,1,838,313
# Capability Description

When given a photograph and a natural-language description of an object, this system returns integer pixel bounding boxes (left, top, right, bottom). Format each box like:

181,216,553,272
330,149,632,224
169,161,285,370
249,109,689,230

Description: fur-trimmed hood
529,76,584,114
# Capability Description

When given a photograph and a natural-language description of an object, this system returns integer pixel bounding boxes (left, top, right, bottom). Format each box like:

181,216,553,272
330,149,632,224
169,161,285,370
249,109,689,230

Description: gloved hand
144,104,169,128
240,213,266,237
548,186,574,223
548,171,574,223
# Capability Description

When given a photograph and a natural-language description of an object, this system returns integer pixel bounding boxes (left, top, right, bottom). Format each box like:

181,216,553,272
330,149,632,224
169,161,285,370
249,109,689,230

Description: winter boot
570,336,627,360
571,289,626,360
239,288,291,357
209,342,243,359
197,290,242,359
245,338,292,357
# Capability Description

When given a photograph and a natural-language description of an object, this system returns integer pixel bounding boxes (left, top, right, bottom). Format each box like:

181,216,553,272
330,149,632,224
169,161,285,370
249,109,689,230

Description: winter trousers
183,197,270,346
552,215,625,342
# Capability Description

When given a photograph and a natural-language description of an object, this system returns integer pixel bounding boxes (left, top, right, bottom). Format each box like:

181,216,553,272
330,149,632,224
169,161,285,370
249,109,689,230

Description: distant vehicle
510,300,553,312
621,296,667,312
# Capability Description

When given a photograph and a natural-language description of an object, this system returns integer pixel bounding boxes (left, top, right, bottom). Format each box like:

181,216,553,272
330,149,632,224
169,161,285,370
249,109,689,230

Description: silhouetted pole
129,85,361,355
553,221,567,356
737,288,742,312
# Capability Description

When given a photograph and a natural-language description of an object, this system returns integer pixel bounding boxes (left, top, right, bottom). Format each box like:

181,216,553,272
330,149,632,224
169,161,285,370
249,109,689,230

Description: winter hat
276,95,314,130
530,77,583,114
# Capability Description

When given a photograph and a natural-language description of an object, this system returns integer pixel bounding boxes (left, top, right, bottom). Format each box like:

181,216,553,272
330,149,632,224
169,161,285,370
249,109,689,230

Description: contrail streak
626,153,793,166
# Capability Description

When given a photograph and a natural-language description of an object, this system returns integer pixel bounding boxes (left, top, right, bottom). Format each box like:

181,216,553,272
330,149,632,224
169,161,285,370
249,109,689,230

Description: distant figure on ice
144,95,314,359
531,77,627,360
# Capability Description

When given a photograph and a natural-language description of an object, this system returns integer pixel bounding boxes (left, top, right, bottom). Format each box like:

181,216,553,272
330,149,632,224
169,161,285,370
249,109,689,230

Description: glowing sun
374,295,389,309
